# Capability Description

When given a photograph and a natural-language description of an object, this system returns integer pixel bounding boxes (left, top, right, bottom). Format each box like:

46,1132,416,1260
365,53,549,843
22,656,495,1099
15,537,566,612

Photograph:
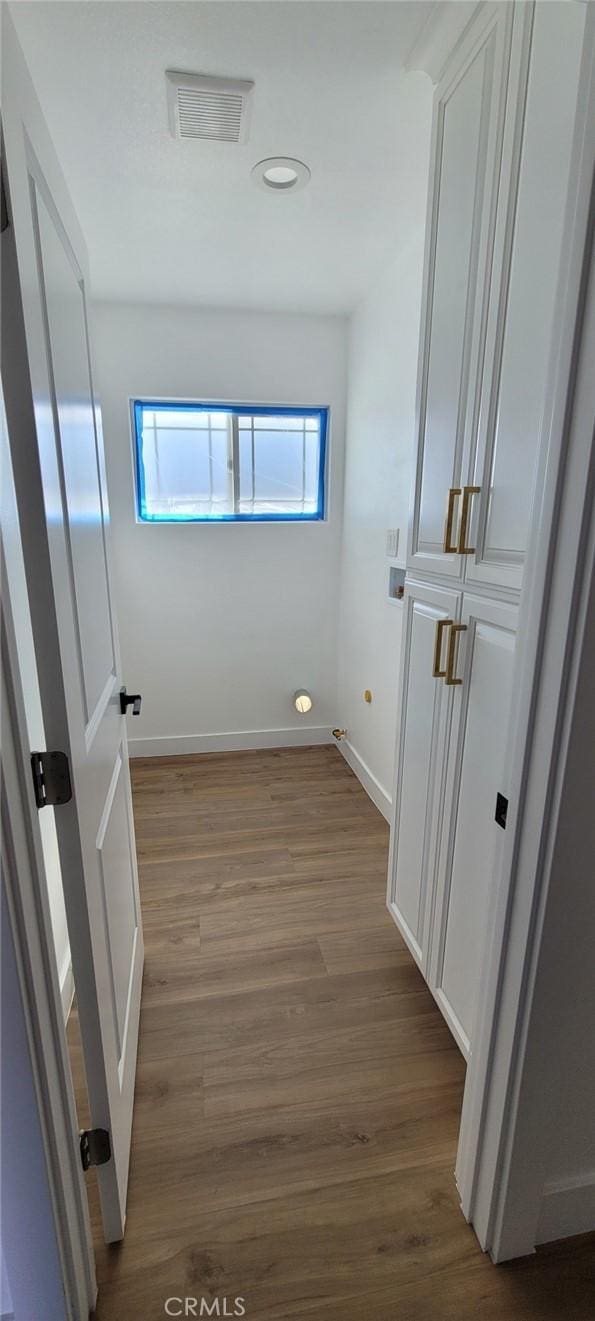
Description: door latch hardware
495,792,508,830
120,687,142,716
1,159,10,233
80,1128,111,1172
30,750,72,809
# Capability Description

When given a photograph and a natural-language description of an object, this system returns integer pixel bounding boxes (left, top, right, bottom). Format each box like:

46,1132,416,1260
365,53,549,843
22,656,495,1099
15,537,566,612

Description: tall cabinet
388,0,585,1057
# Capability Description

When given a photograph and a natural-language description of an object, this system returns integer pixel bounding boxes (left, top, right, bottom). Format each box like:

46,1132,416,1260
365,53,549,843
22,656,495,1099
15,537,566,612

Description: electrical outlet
386,528,399,558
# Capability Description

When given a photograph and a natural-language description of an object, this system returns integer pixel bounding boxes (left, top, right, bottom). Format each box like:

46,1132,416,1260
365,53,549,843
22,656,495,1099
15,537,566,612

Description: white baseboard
60,960,75,1023
536,1170,595,1244
338,739,392,821
128,726,334,758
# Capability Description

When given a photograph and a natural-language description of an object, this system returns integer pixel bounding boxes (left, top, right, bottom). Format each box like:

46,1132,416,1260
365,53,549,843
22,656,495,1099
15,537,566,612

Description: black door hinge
80,1128,111,1172
495,792,509,830
31,750,72,809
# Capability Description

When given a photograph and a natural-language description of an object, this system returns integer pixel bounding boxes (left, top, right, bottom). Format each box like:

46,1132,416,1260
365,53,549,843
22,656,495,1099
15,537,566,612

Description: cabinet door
388,580,461,972
465,2,586,593
408,2,518,580
429,594,518,1056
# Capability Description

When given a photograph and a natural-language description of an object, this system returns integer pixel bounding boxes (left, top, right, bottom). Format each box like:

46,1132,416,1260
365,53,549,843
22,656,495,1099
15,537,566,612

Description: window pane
210,431,231,508
303,431,320,500
136,404,325,521
139,408,232,517
253,430,305,506
238,420,321,514
251,414,306,431
238,427,254,506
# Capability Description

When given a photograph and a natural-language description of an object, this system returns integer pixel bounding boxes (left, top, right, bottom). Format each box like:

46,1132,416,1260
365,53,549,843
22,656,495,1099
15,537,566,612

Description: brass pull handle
443,488,461,553
433,619,453,677
458,486,481,554
445,623,467,686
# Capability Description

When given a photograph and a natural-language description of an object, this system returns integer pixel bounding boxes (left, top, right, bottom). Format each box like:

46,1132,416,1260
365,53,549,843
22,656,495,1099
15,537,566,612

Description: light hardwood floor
71,745,593,1319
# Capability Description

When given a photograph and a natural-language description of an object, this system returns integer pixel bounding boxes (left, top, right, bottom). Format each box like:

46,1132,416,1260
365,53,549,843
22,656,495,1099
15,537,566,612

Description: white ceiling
12,1,433,314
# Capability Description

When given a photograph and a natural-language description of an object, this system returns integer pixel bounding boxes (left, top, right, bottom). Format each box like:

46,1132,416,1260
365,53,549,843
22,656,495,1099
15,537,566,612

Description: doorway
2,3,595,1316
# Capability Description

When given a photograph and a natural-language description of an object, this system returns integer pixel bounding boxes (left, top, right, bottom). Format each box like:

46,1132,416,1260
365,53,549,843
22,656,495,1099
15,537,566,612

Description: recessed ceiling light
252,157,311,193
265,164,298,187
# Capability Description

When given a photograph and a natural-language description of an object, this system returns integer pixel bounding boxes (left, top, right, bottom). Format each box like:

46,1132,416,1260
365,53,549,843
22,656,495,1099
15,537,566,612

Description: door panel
3,15,143,1243
416,50,486,559
95,747,139,1060
430,595,517,1056
388,581,460,970
34,185,116,722
408,3,513,579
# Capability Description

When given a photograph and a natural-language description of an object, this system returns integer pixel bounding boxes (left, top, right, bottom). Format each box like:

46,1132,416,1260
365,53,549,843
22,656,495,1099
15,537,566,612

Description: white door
464,1,586,594
388,580,461,971
2,13,143,1242
429,594,518,1057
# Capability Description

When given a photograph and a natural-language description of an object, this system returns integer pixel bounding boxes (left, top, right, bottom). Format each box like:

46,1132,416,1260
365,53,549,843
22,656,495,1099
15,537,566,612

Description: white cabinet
390,1,585,1057
429,595,518,1056
408,1,581,597
408,2,531,582
388,581,460,972
389,586,517,1057
465,1,587,593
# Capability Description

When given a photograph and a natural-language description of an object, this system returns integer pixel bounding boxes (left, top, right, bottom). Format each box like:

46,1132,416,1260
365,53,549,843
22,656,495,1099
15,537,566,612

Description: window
133,401,328,522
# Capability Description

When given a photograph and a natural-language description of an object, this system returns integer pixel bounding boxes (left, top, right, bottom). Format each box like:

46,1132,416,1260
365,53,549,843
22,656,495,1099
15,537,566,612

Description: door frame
1,25,98,1304
3,2,144,1245
1,534,96,1316
1,0,593,1296
456,3,595,1260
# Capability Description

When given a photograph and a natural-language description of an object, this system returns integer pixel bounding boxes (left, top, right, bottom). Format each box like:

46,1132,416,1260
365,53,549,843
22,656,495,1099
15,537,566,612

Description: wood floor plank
132,1050,204,1139
199,889,388,951
72,745,592,1320
138,970,436,1063
141,938,327,1007
318,923,409,974
203,1046,465,1121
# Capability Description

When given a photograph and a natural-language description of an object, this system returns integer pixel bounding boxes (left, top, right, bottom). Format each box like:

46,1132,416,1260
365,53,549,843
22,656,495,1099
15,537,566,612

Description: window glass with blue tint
133,402,328,522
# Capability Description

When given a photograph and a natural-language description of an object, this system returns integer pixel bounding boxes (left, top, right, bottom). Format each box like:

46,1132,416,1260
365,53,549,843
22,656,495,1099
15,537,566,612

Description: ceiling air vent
166,71,254,143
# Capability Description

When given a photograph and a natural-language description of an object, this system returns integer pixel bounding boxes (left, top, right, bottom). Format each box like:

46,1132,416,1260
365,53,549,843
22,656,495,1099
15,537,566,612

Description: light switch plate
386,528,399,558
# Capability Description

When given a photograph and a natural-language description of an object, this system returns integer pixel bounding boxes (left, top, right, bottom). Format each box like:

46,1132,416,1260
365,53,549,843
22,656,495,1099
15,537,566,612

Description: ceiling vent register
166,71,254,143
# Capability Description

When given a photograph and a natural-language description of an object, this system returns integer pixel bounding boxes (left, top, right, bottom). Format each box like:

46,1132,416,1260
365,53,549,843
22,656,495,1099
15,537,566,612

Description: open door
2,12,143,1242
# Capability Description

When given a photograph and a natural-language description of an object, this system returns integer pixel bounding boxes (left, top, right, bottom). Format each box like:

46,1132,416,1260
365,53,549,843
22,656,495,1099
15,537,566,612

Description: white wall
94,303,347,754
94,73,432,778
337,71,433,812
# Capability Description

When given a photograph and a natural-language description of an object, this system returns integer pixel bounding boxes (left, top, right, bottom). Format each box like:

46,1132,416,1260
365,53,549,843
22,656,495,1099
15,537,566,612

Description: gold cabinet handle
445,623,467,686
443,488,461,553
458,486,481,554
433,618,453,677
